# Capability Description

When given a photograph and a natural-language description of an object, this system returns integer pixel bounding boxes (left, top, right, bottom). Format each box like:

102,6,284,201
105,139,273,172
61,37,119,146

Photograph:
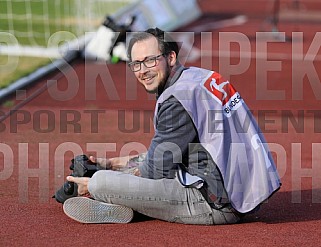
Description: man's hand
67,176,90,196
89,155,138,171
89,156,112,170
89,155,142,176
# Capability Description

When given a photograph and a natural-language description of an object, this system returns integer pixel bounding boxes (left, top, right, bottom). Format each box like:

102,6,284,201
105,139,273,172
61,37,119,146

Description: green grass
0,0,83,46
0,55,51,89
0,0,132,89
0,0,131,46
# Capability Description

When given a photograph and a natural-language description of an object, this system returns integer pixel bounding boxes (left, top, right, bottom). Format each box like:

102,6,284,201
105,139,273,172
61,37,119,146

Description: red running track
1,0,321,246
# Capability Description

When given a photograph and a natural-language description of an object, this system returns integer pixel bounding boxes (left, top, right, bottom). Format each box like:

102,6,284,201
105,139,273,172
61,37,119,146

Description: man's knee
88,170,115,194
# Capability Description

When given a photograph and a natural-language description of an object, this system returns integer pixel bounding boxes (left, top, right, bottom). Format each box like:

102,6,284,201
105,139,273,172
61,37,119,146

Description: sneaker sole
63,197,134,224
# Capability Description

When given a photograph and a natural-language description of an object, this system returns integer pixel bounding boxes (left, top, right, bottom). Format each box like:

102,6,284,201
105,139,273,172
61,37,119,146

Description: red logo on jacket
202,72,237,105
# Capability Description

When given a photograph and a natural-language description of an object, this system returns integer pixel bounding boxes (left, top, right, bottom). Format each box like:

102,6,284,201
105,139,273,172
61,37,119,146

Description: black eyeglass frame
128,54,165,72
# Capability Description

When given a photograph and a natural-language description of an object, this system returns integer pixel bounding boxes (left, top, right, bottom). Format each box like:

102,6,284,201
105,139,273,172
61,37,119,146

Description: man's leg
88,170,240,225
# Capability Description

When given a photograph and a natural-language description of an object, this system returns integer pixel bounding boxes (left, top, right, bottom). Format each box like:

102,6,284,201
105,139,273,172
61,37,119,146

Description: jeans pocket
171,213,214,225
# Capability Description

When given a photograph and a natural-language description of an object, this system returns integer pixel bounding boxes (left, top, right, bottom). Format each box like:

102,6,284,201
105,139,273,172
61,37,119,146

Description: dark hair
127,27,179,61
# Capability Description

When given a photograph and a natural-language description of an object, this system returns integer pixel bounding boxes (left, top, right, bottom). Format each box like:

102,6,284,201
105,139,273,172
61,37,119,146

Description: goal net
0,0,135,58
0,0,202,59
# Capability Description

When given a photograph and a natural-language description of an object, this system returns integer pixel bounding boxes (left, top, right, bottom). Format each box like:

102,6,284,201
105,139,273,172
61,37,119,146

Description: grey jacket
138,64,229,207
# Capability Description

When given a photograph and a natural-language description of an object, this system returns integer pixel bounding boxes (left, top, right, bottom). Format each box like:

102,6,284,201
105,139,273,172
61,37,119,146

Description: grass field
0,55,51,89
0,0,132,89
0,0,131,46
1,0,76,46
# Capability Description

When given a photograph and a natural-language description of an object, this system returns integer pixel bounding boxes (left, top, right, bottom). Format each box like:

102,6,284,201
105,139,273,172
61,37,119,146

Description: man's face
130,36,176,94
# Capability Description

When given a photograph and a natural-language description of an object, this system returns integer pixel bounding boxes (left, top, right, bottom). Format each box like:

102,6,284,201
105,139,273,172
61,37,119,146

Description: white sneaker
63,197,134,224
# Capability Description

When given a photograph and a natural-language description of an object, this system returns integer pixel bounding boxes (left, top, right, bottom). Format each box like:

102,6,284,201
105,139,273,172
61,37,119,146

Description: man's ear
167,51,177,66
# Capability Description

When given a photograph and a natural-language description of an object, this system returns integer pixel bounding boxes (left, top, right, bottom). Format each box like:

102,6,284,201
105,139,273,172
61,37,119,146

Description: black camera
53,155,98,203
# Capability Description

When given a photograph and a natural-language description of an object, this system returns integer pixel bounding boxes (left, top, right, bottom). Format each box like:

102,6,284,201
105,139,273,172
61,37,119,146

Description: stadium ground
1,0,321,246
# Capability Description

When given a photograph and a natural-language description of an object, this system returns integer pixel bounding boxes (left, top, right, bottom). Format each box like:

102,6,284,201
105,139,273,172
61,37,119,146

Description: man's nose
140,63,149,73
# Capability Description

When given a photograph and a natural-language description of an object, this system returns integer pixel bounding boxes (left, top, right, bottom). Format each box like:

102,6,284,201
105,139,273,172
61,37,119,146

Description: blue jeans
88,170,241,225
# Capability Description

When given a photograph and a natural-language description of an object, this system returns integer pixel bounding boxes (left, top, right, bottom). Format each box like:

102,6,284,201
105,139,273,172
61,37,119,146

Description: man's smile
141,75,156,84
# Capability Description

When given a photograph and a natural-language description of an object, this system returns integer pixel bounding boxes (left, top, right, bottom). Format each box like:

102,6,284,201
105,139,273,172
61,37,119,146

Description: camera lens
63,181,76,195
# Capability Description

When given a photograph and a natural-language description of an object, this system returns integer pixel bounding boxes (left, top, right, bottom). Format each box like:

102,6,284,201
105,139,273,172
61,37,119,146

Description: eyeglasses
128,54,164,72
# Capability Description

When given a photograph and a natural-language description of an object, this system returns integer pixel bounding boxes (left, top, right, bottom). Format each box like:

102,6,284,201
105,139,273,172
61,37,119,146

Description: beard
145,62,171,95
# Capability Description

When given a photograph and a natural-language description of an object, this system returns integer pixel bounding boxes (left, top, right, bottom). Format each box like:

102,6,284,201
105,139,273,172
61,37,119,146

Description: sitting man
63,28,281,225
